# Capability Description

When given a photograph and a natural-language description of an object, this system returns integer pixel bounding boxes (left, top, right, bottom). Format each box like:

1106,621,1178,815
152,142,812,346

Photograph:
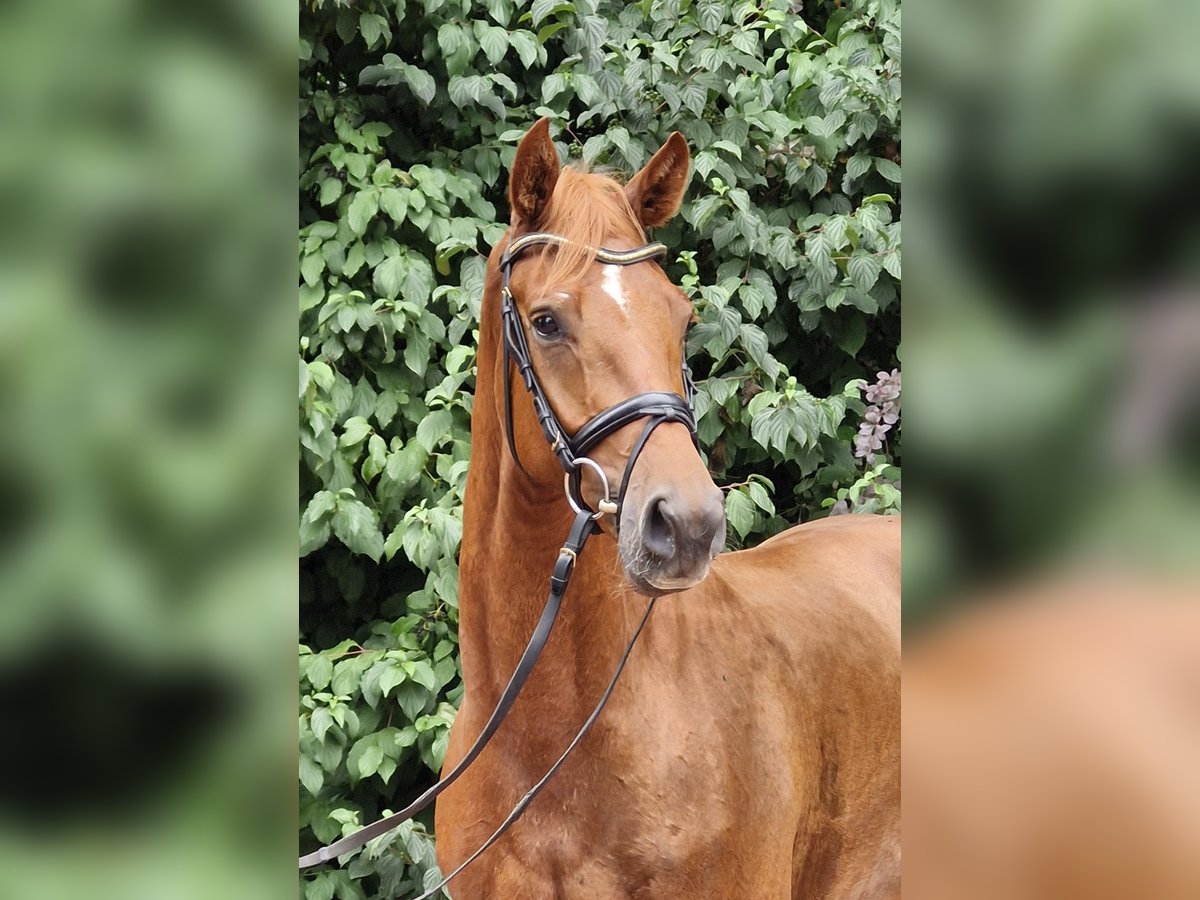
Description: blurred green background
904,0,1200,620
0,0,295,897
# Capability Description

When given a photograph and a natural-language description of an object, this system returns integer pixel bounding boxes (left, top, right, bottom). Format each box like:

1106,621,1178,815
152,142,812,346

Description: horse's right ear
509,118,560,229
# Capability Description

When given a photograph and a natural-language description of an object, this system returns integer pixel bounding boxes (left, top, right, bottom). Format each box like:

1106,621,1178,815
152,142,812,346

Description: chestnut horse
435,119,901,899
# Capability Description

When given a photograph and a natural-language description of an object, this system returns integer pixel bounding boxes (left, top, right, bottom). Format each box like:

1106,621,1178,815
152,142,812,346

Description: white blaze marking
601,265,629,313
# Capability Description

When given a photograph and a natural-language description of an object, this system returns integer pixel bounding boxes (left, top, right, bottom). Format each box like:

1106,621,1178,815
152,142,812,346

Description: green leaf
698,0,725,32
374,254,406,300
712,140,742,160
349,734,384,780
416,409,453,452
318,178,343,206
730,30,758,55
437,22,464,58
509,31,539,68
537,20,570,43
846,251,882,292
347,190,379,236
385,442,427,491
332,497,384,561
300,491,337,557
308,655,334,694
305,873,336,900
804,162,827,197
362,434,388,482
403,255,435,304
874,157,902,183
300,754,325,796
691,194,724,229
379,188,408,223
681,82,708,117
541,72,566,104
310,707,335,748
746,481,774,515
383,523,404,560
447,74,478,108
446,345,474,374
404,65,436,105
725,488,755,539
395,682,429,720
750,404,793,454
845,154,872,181
739,282,768,321
379,661,407,698
331,654,371,696
531,0,571,26
404,659,439,692
480,26,508,65
577,15,607,58
339,416,372,447
881,247,901,279
359,13,389,48
805,232,836,286
301,252,324,287
405,331,430,377
740,324,769,367
694,150,719,180
835,313,867,356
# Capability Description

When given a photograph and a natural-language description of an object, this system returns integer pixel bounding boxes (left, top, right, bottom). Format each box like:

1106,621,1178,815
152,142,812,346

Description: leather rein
299,233,698,895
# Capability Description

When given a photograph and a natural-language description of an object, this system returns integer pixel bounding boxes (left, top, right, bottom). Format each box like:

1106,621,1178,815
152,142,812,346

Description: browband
501,232,669,268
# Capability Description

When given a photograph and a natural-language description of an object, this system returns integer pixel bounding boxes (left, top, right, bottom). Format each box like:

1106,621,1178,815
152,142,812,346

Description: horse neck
455,261,643,715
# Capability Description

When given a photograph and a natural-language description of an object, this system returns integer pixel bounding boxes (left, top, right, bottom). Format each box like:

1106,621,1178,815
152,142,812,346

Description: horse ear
509,118,560,228
625,132,690,228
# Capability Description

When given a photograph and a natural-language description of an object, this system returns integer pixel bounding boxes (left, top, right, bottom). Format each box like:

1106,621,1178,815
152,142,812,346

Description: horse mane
535,166,646,287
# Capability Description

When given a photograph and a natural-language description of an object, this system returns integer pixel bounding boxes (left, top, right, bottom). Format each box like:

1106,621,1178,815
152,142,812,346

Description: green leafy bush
299,0,900,895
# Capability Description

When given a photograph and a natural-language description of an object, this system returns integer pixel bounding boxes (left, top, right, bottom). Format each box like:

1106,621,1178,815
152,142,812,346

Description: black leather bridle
299,233,700,895
500,231,698,521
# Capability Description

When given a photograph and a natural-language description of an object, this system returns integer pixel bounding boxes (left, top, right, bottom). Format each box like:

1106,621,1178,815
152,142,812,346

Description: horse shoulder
722,513,900,643
698,514,902,898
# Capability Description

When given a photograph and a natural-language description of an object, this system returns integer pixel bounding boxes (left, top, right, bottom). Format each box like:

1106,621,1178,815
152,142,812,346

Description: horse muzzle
619,487,726,596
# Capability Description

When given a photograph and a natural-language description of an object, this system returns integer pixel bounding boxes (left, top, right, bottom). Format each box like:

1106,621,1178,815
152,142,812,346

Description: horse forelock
536,166,646,288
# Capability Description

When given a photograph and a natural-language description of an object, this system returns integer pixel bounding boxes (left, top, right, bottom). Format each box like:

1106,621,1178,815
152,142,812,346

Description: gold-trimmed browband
501,232,669,268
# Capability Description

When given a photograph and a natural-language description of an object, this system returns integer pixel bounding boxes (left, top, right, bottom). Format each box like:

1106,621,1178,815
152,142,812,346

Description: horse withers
435,118,901,899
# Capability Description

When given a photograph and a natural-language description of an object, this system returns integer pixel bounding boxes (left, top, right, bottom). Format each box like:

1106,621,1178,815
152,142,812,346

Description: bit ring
564,456,614,520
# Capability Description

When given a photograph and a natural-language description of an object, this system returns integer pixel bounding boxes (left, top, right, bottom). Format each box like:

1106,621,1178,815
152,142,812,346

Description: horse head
499,118,725,596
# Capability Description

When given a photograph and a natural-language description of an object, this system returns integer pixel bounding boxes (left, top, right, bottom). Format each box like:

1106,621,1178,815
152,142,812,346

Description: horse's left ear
625,132,690,228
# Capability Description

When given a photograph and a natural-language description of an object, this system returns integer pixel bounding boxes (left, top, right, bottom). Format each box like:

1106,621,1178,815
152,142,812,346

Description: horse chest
533,675,795,891
444,666,798,898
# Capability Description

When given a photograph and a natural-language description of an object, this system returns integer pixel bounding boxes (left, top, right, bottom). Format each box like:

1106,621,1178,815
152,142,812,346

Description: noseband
500,231,698,520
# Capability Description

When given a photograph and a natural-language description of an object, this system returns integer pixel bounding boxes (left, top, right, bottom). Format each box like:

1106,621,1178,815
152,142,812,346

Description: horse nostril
641,496,676,561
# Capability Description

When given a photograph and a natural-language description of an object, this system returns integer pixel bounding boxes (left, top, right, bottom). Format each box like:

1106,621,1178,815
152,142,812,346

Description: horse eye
531,313,561,338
